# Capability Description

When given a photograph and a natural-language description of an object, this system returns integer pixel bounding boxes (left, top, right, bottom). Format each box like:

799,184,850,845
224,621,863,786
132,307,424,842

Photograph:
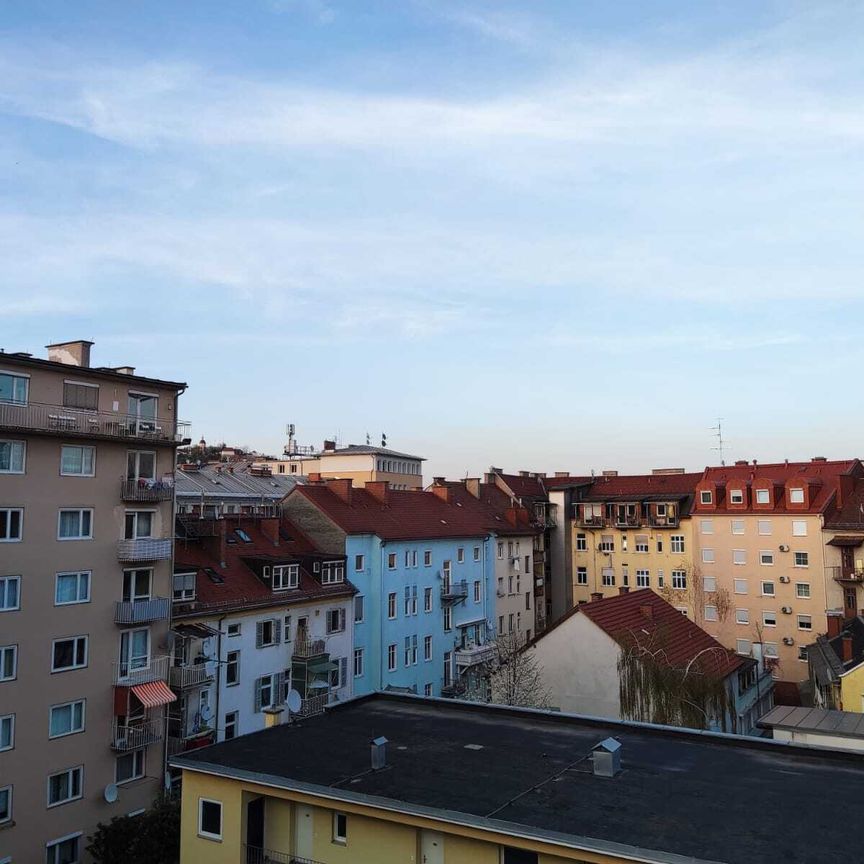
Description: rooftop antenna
366,432,371,446
285,423,296,456
381,432,387,448
710,418,726,466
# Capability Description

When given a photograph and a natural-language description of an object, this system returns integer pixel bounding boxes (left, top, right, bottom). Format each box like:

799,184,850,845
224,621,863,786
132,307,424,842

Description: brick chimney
619,586,630,595
326,478,354,504
464,478,481,498
308,472,322,483
260,518,280,547
640,604,653,620
46,339,93,368
827,612,844,639
555,471,569,478
842,634,854,663
365,481,390,504
590,592,603,602
430,479,451,503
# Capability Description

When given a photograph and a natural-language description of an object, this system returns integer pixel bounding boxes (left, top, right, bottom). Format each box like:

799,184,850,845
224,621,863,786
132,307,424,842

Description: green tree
87,794,180,864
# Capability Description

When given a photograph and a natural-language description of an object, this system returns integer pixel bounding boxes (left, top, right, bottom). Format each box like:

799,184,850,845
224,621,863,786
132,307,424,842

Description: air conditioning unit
779,575,790,584
783,637,795,646
779,544,790,552
781,606,793,614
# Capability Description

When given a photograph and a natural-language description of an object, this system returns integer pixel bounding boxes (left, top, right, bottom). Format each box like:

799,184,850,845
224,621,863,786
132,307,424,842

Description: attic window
755,489,769,504
729,490,744,504
204,567,224,584
700,490,712,504
235,529,252,543
789,488,805,504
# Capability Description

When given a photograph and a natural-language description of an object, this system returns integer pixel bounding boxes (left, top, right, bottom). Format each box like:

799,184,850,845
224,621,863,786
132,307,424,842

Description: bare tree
657,560,732,626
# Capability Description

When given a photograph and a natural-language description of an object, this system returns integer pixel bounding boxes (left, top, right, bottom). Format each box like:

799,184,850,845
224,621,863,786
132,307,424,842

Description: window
272,564,299,590
0,785,11,824
47,835,81,864
172,570,195,602
52,636,88,672
224,711,238,740
0,645,16,681
502,848,538,864
763,611,777,627
198,798,222,841
794,551,809,567
321,560,345,584
701,549,715,564
704,605,718,622
796,582,811,599
672,570,687,590
424,683,433,696
387,644,396,671
424,635,432,661
474,545,481,561
789,488,805,504
636,570,650,588
60,445,95,477
733,549,747,565
729,490,744,504
699,520,713,535
48,766,83,806
736,639,752,655
0,508,23,542
119,629,149,675
58,509,93,540
63,380,98,410
124,510,153,540
354,594,364,623
354,554,364,571
759,551,774,566
443,606,453,631
576,567,587,585
404,635,418,666
761,581,775,597
0,575,19,612
601,569,615,587
670,535,685,553
0,714,13,751
255,674,280,711
730,519,745,535
49,700,85,738
755,489,769,505
764,642,779,659
0,440,25,474
700,490,713,505
702,576,716,593
387,553,397,570
635,534,649,552
122,568,152,603
457,547,464,563
797,614,812,631
227,623,241,637
758,520,772,535
283,615,292,642
798,646,809,662
226,651,240,686
474,580,481,602
600,535,614,552
388,592,397,619
424,587,432,612
734,579,748,595
255,619,280,648
576,533,587,551
404,585,417,616
424,550,432,566
127,450,156,481
353,648,364,678
0,372,28,404
792,520,807,537
333,812,348,845
115,749,145,785
327,608,346,633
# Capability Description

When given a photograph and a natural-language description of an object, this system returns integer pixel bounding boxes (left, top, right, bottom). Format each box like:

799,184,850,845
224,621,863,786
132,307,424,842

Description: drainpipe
215,614,226,741
379,540,386,692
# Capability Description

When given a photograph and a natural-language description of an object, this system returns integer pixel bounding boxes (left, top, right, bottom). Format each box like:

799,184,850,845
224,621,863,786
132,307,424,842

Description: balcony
0,399,189,444
113,654,170,686
242,845,324,864
614,516,641,529
292,638,327,659
455,642,498,668
121,478,175,502
115,596,170,625
297,694,329,717
649,515,680,529
441,579,468,605
176,515,219,538
111,718,163,751
169,663,214,690
577,515,606,528
117,537,172,561
827,565,864,584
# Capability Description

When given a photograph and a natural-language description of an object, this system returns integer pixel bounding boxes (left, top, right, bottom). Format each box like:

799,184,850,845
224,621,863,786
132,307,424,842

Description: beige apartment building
692,459,864,698
0,340,187,863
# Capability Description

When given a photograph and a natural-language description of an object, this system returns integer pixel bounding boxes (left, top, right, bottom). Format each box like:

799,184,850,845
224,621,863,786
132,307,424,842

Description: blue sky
2,0,864,478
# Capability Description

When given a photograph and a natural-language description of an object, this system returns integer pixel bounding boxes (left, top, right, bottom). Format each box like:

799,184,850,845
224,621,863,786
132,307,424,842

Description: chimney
464,478,481,498
430,483,451,503
323,439,337,452
111,366,136,375
812,456,828,463
590,592,603,602
46,340,94,368
651,468,685,475
519,470,530,477
327,478,354,504
365,481,390,504
555,471,569,478
260,518,280,547
263,706,284,728
308,472,322,483
640,604,653,620
602,470,618,478
735,460,748,466
841,634,854,663
619,586,630,595
370,736,388,770
827,612,843,639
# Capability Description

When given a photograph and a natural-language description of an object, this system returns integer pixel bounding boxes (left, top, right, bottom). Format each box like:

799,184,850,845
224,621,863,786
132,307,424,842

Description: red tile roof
825,476,864,529
494,472,547,501
433,481,539,536
581,472,702,502
542,475,593,489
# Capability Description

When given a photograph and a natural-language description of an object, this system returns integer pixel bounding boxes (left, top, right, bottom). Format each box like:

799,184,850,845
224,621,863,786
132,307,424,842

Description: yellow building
570,471,702,618
170,692,860,864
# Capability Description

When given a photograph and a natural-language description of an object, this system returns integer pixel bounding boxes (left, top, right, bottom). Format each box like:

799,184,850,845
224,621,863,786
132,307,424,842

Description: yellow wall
179,768,647,864
841,663,864,713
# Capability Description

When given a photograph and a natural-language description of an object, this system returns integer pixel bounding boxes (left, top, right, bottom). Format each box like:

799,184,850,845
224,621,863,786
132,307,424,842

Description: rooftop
175,462,301,501
320,444,424,460
806,616,864,687
173,693,864,864
581,471,702,503
759,705,864,739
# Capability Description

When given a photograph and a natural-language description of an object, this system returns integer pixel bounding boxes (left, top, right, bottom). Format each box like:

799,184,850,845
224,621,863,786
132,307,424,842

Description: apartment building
168,513,354,770
0,340,187,863
821,473,864,619
692,458,864,695
172,691,861,864
570,471,702,615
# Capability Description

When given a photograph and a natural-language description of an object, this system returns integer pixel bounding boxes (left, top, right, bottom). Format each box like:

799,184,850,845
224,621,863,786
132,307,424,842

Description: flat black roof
173,693,864,864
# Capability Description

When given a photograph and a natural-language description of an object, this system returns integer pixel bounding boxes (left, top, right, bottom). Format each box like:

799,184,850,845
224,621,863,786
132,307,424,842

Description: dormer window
273,564,299,590
755,489,770,505
321,560,345,584
700,490,713,505
789,488,805,504
729,490,744,505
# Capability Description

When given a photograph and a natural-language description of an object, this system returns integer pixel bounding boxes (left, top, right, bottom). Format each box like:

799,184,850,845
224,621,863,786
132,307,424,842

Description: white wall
530,611,622,719
771,729,864,753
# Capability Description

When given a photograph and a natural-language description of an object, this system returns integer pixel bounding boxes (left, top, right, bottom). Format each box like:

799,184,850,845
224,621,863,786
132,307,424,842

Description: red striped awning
131,680,177,708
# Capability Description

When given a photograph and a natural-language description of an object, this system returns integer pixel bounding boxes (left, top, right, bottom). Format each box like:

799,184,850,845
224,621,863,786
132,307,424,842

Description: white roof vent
592,737,622,778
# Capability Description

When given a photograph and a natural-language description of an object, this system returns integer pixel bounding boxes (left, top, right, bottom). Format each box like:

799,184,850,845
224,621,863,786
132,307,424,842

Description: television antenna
710,418,726,466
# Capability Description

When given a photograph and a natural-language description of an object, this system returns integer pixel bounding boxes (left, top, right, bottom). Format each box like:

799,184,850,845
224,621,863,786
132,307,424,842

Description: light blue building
283,480,497,696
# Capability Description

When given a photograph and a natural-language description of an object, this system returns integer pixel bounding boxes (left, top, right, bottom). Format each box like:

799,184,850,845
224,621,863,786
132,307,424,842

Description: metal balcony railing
0,399,189,444
827,565,864,583
169,663,214,689
441,579,468,603
455,642,498,668
298,694,329,717
292,638,326,659
115,596,171,625
577,515,606,528
111,718,163,751
242,845,324,864
117,537,172,561
121,478,175,502
113,654,170,685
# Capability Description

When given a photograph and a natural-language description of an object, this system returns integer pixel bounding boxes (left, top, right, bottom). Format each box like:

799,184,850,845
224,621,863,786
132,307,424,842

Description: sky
2,0,864,480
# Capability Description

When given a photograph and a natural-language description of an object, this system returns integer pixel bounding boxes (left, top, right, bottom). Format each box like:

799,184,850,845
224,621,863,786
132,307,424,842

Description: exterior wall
266,453,423,490
178,769,654,864
821,530,864,618
770,728,864,752
492,534,536,644
840,662,864,713
547,489,572,621
0,359,181,862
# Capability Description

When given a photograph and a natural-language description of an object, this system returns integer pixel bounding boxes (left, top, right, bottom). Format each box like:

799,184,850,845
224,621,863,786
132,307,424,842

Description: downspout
215,614,226,741
379,539,386,692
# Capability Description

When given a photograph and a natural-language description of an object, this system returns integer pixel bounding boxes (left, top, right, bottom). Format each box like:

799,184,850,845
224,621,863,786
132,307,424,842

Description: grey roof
320,444,424,460
807,636,845,687
173,693,864,864
175,463,301,502
759,705,864,738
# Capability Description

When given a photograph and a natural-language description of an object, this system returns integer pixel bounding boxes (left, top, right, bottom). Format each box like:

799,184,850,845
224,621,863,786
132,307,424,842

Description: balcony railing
242,845,324,864
113,654,170,685
827,565,864,584
115,596,170,625
176,515,219,537
441,579,468,603
614,516,641,528
111,718,163,751
0,399,189,444
117,537,173,561
298,694,329,717
455,642,498,668
121,478,175,502
169,663,214,689
292,638,326,659
649,515,679,528
577,515,606,528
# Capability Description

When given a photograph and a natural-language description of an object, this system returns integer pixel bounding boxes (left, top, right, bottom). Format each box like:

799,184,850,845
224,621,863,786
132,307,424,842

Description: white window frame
387,553,397,570
734,579,748,595
759,551,774,566
755,489,770,505
758,520,772,535
124,509,154,540
387,592,397,619
792,520,807,537
321,560,345,584
45,833,82,864
796,582,811,599
733,549,747,565
51,636,88,672
761,581,775,597
60,445,96,477
701,549,715,564
473,546,481,561
576,567,588,585
0,439,25,474
57,508,93,541
225,651,240,687
272,564,299,591
115,749,145,785
0,575,20,612
333,811,348,845
49,699,86,739
797,614,812,631
55,570,91,606
729,490,744,505
227,622,241,637
0,508,23,542
763,611,777,627
354,554,364,572
700,490,713,504
794,551,809,568
730,519,745,535
789,488,805,504
387,644,396,672
198,797,223,841
424,550,433,566
703,576,717,593
0,714,13,752
47,765,83,807
670,535,685,554
353,648,364,678
704,605,718,622
0,645,17,681
671,570,687,590
0,370,28,405
700,520,713,535
636,569,650,588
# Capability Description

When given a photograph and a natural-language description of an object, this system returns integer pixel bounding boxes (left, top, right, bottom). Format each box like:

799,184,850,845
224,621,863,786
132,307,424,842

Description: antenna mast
710,418,725,466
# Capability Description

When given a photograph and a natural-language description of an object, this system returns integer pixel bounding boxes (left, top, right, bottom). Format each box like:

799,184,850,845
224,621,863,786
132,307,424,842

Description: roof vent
592,738,622,778
735,460,748,466
371,736,388,770
812,456,828,463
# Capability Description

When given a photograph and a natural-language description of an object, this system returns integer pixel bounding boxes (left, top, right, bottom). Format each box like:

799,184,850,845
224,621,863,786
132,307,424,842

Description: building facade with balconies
0,339,187,863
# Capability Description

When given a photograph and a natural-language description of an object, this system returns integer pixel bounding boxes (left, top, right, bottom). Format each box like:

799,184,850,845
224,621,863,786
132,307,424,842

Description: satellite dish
199,704,213,722
286,689,302,713
104,783,119,804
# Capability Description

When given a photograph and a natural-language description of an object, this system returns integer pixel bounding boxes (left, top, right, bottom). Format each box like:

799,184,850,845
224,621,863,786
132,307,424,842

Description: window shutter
340,657,347,687
255,621,264,649
274,619,282,645
254,677,263,712
274,671,285,705
339,609,346,631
